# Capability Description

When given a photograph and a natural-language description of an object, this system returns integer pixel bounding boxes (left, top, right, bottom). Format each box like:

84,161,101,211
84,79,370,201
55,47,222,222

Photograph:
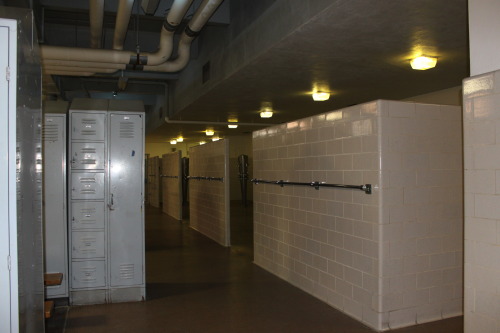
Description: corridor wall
148,156,162,208
162,151,182,220
253,100,463,331
189,140,230,246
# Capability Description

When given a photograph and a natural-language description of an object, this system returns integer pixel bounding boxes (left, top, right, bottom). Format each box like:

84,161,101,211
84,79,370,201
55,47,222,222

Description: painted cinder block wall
252,100,463,331
463,70,500,332
189,139,230,246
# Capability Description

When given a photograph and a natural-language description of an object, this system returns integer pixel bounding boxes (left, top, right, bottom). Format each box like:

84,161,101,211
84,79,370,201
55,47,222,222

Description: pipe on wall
113,0,135,50
164,116,275,127
89,0,105,48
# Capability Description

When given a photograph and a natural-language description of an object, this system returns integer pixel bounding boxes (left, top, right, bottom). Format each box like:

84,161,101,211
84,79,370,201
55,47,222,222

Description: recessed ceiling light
205,129,214,136
312,91,330,101
410,56,437,70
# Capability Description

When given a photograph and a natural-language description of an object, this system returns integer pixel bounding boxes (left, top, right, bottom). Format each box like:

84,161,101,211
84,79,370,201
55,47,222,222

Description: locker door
71,112,106,141
71,142,105,170
108,114,144,286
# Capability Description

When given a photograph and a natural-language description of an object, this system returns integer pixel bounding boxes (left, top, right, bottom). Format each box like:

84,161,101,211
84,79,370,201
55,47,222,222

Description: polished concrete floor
47,203,463,333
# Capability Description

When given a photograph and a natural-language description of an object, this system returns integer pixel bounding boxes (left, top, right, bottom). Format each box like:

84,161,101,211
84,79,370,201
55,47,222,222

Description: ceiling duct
89,0,104,48
113,0,135,50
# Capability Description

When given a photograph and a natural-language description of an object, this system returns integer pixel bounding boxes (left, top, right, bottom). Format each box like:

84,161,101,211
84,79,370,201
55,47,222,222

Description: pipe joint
163,21,178,32
129,55,148,65
185,26,200,38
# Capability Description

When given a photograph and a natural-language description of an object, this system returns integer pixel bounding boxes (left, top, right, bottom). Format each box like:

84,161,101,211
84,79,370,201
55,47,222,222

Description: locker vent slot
80,148,97,153
82,118,97,124
119,122,135,139
119,264,134,279
79,267,97,283
42,123,59,141
81,130,97,136
81,189,96,194
81,159,97,165
80,177,97,183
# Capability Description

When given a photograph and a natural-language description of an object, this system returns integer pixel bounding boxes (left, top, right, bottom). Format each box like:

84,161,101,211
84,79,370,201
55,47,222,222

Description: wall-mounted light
170,139,177,144
212,137,220,141
260,110,273,118
228,124,238,129
410,56,437,70
312,91,330,101
177,136,184,142
205,129,214,136
260,102,274,118
199,141,206,145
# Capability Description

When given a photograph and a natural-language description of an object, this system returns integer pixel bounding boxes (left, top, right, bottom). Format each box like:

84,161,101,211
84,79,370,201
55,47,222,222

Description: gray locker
109,114,144,286
68,99,145,305
43,113,68,298
71,201,105,230
71,231,105,259
72,261,106,289
71,112,106,141
71,142,105,170
71,172,105,199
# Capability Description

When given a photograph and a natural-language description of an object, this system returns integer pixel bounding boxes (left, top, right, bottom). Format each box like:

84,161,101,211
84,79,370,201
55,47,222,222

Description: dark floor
46,203,463,333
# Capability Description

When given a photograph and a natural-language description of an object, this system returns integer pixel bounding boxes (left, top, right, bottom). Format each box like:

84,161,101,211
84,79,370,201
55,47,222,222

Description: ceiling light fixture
170,139,177,144
212,137,220,141
205,129,214,136
177,136,184,142
260,107,273,118
228,124,238,129
410,56,437,70
199,141,206,145
312,91,330,101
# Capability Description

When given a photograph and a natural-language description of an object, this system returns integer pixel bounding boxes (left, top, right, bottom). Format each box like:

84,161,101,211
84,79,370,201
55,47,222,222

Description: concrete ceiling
1,0,469,146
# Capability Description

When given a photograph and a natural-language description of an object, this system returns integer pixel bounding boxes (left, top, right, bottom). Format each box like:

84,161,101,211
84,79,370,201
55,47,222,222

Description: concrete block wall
463,70,500,333
161,151,182,221
253,100,463,331
189,140,230,246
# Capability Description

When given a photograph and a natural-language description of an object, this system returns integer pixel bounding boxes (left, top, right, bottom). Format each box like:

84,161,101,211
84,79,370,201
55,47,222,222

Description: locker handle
108,193,115,211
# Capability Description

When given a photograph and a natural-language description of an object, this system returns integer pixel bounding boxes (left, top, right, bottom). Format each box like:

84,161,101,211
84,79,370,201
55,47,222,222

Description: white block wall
189,140,230,246
463,70,500,333
253,100,463,331
162,151,182,221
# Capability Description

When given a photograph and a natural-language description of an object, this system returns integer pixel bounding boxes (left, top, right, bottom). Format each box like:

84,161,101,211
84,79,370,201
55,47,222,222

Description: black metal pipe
250,179,372,194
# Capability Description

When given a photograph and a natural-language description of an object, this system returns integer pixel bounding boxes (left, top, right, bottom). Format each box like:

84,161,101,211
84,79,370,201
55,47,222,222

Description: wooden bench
44,273,63,319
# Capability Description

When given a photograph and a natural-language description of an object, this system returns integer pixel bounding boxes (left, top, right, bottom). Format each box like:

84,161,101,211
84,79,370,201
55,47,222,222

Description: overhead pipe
43,66,119,73
143,0,223,72
44,59,127,70
113,0,135,50
40,0,194,66
89,0,105,48
44,70,97,76
164,116,275,127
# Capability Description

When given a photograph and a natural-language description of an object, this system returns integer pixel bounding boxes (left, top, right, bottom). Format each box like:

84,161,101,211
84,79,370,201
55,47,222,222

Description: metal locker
71,201,105,230
71,142,105,170
71,172,105,200
108,113,144,286
43,114,68,298
71,261,106,289
71,231,105,259
71,112,106,141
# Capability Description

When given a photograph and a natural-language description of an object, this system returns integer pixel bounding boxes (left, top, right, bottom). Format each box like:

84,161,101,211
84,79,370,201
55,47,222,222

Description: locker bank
1,1,500,332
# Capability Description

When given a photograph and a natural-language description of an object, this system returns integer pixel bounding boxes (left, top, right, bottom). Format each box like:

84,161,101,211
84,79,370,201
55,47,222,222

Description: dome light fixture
312,91,330,101
410,56,437,70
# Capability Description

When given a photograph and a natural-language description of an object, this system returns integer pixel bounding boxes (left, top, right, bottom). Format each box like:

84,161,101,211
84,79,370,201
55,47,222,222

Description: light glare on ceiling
312,92,330,101
410,56,437,70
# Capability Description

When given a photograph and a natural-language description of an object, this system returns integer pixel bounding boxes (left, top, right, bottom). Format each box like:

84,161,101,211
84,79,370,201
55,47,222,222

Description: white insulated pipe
43,66,119,73
143,0,224,72
164,116,276,127
113,0,135,50
44,59,127,69
89,0,105,48
44,70,97,76
41,0,194,66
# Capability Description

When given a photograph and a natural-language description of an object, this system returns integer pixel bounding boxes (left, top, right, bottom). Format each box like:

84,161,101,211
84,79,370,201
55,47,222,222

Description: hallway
47,206,463,333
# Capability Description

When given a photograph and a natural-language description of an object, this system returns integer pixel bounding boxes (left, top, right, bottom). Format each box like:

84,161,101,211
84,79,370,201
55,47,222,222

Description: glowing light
260,109,273,118
205,129,214,136
177,136,184,142
212,137,220,141
199,141,206,145
170,139,177,144
410,56,437,70
312,91,330,101
228,124,238,129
